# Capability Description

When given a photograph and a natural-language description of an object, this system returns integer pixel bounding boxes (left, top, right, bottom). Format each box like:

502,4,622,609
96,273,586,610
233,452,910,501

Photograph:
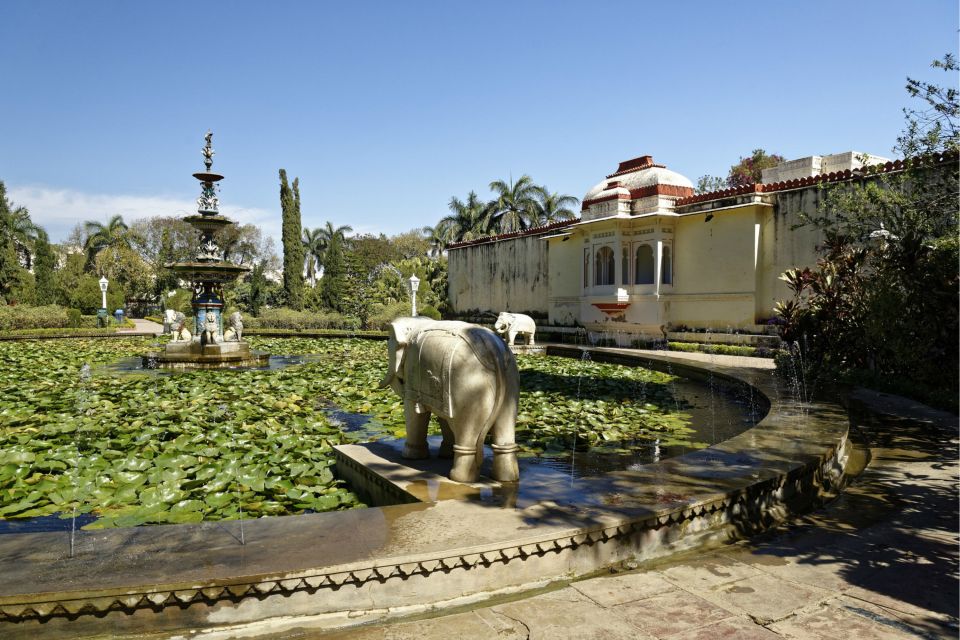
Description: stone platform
0,348,856,638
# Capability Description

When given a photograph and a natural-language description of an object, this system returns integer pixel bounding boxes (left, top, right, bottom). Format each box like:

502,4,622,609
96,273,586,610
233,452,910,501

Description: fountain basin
144,340,270,369
0,346,859,639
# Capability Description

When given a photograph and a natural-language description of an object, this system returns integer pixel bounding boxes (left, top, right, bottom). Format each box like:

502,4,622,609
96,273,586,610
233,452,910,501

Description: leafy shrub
0,305,71,331
667,342,763,358
246,308,359,331
66,308,83,328
367,301,409,330
418,304,441,320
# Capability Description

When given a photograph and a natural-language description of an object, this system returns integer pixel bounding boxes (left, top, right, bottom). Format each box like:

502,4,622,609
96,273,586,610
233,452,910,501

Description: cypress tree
319,233,345,312
279,169,304,310
33,228,56,305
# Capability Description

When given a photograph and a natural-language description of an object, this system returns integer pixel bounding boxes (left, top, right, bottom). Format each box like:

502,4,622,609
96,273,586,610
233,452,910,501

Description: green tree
319,232,346,312
279,169,304,310
317,221,353,270
32,228,56,305
897,54,959,157
301,226,325,286
777,55,959,409
694,175,727,194
83,214,137,270
248,261,268,316
438,191,491,243
532,187,578,225
0,182,28,300
488,175,539,233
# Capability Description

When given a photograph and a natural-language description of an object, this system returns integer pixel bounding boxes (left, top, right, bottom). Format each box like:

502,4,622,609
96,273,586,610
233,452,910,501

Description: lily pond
0,337,757,530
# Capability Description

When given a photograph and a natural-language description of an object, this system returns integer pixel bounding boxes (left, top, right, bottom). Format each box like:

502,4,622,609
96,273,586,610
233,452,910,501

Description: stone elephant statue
379,318,520,483
494,312,536,346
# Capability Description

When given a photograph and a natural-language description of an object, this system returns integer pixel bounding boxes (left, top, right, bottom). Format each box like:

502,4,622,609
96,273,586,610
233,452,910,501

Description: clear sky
2,1,957,246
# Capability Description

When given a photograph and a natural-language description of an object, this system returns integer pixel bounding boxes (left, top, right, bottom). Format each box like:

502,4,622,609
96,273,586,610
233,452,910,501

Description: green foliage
318,233,346,311
434,178,579,247
0,338,365,526
66,308,83,328
694,175,727,194
0,338,699,528
53,254,124,313
897,54,958,157
367,301,412,330
279,169,305,310
666,342,766,358
247,308,359,331
32,229,56,305
776,56,959,410
0,305,72,331
0,181,32,301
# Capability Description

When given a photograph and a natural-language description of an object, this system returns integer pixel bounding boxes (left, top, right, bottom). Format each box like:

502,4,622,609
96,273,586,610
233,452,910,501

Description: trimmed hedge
0,305,73,331
245,308,360,331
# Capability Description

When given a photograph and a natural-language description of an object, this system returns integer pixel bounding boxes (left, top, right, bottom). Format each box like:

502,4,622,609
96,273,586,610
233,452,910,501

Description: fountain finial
202,130,215,171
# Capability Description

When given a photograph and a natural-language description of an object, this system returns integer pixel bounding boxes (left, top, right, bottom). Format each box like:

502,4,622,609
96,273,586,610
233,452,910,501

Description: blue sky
2,1,957,245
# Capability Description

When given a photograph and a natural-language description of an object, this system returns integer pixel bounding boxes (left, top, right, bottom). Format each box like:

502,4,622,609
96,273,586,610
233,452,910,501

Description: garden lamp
408,275,420,317
99,277,109,310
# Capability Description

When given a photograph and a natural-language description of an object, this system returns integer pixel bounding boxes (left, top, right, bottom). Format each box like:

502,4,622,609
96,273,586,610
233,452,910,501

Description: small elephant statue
171,321,192,342
223,312,243,342
494,312,536,346
380,318,520,484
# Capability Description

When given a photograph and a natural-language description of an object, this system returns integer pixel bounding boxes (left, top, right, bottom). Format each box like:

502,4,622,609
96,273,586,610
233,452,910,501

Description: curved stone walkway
304,389,958,640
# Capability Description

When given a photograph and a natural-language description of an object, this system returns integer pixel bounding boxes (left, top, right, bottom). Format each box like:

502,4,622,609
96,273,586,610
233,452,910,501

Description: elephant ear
378,319,414,388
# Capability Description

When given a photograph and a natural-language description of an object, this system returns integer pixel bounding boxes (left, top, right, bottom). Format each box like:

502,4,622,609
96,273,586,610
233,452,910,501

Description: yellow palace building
447,151,903,342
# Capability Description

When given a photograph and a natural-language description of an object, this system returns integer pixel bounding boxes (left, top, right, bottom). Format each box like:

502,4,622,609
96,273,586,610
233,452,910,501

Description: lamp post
408,275,420,317
99,277,109,310
97,277,109,328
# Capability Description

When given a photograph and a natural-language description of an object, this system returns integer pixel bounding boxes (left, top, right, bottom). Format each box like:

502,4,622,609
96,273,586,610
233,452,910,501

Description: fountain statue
145,132,268,368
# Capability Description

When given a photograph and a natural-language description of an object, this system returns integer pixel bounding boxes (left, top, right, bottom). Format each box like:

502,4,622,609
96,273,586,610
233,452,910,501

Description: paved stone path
118,318,164,336
303,388,957,640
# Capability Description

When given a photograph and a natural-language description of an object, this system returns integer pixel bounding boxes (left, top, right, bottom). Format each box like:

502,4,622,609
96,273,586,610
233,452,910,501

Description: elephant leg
528,332,535,345
437,417,454,459
450,441,483,483
402,404,431,460
508,331,517,346
490,399,520,483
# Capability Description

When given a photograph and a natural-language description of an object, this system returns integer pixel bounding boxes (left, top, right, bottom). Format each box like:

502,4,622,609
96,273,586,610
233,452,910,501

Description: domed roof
583,155,693,203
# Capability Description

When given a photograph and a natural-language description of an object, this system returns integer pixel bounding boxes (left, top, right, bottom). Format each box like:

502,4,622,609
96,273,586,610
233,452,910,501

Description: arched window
635,245,654,284
621,247,629,285
661,245,673,285
594,246,615,286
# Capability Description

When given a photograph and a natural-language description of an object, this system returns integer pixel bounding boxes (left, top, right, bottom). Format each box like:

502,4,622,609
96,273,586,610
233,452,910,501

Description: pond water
332,375,763,479
0,343,764,533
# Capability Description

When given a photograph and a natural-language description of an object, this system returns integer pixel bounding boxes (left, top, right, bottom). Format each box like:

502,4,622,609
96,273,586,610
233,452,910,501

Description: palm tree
310,221,353,281
421,225,448,258
0,184,39,270
83,214,133,271
301,226,325,286
488,175,539,234
438,191,491,243
533,187,579,226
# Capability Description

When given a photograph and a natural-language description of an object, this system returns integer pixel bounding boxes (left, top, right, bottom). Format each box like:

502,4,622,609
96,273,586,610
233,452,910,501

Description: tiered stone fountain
147,132,268,369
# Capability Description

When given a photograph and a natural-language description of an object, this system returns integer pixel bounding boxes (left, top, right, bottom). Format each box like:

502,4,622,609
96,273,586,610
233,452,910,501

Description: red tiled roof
446,219,576,249
605,155,666,178
674,152,957,207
